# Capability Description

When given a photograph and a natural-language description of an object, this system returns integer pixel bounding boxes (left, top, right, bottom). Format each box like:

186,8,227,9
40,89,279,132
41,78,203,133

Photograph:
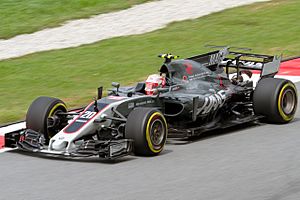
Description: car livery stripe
63,102,108,134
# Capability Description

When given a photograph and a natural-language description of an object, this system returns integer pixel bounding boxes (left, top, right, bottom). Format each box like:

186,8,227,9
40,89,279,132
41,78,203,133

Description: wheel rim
149,119,165,147
281,88,296,115
47,109,60,137
46,104,67,139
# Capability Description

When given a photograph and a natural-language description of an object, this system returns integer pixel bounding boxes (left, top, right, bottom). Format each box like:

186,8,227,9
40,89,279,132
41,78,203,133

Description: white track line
0,0,268,60
0,122,26,136
0,148,15,153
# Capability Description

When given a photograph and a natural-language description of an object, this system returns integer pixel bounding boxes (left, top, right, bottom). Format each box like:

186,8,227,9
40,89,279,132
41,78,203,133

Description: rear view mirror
111,82,120,88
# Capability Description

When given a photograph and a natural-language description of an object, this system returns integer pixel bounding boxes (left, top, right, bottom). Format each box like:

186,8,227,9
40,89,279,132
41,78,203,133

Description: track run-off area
0,0,268,60
0,58,300,200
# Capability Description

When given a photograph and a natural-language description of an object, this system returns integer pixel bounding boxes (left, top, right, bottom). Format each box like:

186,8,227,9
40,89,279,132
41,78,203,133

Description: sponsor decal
222,60,263,70
127,99,155,109
187,71,210,81
128,102,135,109
209,52,223,66
170,85,181,91
197,90,226,115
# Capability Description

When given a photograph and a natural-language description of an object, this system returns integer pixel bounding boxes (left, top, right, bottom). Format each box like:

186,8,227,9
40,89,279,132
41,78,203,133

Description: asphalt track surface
0,83,299,200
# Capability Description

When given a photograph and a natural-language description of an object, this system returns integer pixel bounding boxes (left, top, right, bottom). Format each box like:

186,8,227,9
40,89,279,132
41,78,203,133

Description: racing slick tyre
125,107,167,156
26,96,67,143
253,78,297,123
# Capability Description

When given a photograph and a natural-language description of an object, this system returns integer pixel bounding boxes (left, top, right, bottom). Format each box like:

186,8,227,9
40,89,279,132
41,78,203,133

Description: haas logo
209,53,223,66
197,90,226,115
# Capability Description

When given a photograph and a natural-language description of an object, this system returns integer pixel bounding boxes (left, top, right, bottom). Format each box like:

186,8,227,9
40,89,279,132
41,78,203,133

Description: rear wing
222,51,281,77
188,48,281,77
188,47,229,67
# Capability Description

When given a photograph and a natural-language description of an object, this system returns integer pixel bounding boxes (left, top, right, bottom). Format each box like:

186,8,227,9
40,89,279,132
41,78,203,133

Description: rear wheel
26,96,67,143
125,107,167,156
253,78,298,123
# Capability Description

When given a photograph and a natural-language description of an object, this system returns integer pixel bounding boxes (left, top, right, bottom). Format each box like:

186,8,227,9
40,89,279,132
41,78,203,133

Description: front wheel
125,108,168,156
26,96,67,143
253,78,298,123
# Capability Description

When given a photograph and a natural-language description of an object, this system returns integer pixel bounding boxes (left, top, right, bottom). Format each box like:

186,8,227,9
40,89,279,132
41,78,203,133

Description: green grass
1,0,300,124
0,0,151,39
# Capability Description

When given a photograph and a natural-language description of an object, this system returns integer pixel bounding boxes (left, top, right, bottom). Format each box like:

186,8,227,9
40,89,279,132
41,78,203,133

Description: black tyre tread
26,96,67,139
253,78,297,123
125,107,167,156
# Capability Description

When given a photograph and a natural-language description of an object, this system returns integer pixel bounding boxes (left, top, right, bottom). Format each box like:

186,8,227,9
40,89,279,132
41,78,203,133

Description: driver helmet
145,74,166,95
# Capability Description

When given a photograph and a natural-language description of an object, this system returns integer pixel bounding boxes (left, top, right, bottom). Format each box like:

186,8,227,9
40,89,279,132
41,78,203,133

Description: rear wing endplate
222,51,281,77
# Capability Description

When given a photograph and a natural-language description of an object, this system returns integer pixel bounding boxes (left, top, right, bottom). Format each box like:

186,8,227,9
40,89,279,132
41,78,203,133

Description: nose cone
51,140,68,151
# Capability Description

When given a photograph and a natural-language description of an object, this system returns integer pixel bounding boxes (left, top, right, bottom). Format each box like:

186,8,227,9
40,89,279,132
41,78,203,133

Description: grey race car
5,47,298,159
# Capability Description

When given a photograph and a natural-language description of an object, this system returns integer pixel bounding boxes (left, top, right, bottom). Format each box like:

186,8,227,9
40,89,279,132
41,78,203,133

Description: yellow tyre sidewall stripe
278,83,297,121
145,112,167,153
47,103,67,138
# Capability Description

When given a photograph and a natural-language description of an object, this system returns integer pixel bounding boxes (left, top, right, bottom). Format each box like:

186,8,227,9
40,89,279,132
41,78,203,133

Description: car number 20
81,111,97,119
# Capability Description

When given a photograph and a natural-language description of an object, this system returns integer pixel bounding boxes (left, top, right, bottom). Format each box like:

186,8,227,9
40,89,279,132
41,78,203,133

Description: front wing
5,129,133,159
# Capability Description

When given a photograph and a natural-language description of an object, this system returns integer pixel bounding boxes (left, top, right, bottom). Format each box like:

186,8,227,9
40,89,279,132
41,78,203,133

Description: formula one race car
5,47,298,159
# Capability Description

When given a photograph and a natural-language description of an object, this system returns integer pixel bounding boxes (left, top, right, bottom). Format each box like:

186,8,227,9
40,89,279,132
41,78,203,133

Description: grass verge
0,0,151,39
